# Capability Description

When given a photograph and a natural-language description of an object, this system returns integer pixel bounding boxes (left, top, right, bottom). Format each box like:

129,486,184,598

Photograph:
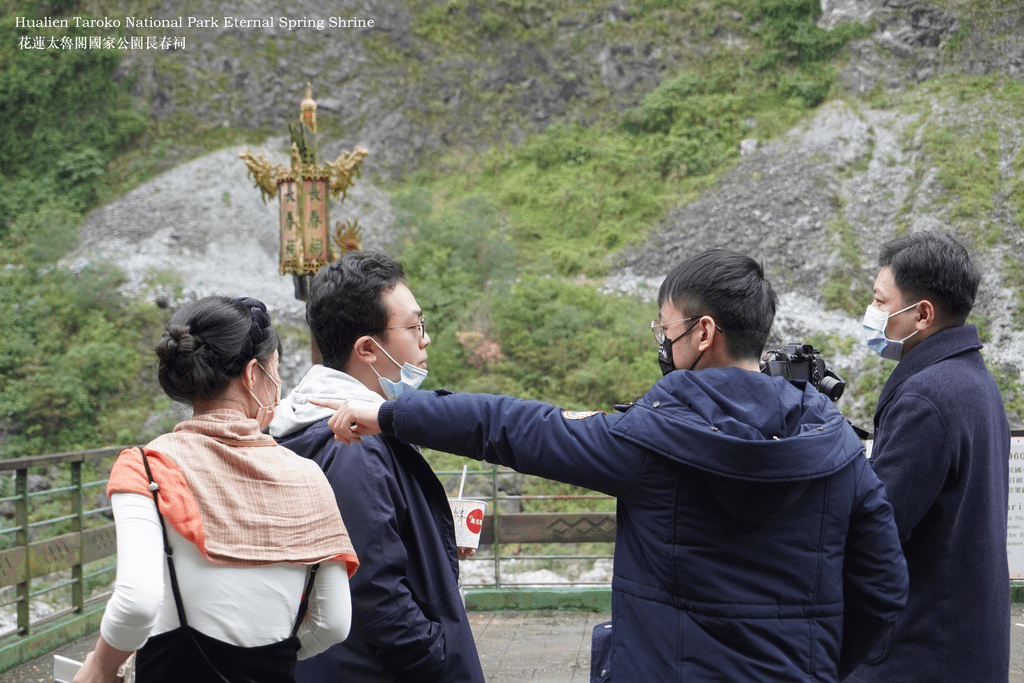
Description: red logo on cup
466,509,484,534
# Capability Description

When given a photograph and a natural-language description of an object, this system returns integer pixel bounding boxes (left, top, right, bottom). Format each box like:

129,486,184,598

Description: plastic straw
458,465,468,499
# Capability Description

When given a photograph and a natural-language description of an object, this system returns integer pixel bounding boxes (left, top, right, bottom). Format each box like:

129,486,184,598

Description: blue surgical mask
862,302,921,361
370,339,428,399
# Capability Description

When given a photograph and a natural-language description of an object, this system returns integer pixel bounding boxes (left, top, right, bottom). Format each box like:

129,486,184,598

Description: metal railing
0,446,122,670
0,448,615,671
435,466,616,589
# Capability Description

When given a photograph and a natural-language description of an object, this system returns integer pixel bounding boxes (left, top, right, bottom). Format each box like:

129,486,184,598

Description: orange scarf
108,409,358,576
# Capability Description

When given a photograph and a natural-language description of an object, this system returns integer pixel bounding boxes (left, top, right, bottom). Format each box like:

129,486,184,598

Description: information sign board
1008,434,1024,579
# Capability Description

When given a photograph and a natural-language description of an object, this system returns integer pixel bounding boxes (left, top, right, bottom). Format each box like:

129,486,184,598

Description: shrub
55,146,108,211
9,201,81,265
0,1,146,224
743,0,870,68
0,252,164,457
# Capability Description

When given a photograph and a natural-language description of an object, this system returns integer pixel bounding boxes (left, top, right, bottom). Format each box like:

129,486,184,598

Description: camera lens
818,376,845,402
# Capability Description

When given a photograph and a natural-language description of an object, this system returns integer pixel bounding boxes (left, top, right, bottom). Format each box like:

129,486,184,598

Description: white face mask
370,338,428,399
246,362,280,430
862,302,921,361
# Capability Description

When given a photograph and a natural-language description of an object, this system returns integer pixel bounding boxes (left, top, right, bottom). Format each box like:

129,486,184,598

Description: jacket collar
874,324,982,427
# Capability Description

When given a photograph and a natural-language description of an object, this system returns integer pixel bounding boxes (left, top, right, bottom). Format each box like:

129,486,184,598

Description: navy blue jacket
381,368,909,682
277,420,485,683
849,325,1010,683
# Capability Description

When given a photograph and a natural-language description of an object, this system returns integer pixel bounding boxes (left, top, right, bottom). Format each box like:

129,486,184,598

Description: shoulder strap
137,446,189,627
137,447,320,639
291,563,320,637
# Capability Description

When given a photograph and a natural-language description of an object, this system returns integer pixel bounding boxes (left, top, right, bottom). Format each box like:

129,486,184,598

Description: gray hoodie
270,365,384,439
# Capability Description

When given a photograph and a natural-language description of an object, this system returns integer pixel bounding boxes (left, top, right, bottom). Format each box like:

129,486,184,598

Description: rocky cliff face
826,0,1023,86
116,0,690,178
114,0,1022,176
68,0,1024,424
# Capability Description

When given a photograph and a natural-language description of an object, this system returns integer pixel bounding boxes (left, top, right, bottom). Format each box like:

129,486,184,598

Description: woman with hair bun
75,296,359,683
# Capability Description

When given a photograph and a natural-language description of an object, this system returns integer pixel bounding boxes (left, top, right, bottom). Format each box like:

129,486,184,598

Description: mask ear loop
370,338,402,369
875,302,924,342
368,365,384,383
245,362,280,428
679,318,714,372
368,337,405,384
257,362,281,401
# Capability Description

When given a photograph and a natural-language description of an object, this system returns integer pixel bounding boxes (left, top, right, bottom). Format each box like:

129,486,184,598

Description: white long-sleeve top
101,492,351,660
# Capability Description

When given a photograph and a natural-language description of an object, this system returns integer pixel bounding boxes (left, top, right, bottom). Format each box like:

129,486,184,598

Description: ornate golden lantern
240,83,369,300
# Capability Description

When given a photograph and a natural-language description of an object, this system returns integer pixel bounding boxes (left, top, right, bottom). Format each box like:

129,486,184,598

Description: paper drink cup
448,498,488,549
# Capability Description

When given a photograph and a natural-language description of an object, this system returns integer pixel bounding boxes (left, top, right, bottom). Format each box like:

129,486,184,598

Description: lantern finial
300,83,317,133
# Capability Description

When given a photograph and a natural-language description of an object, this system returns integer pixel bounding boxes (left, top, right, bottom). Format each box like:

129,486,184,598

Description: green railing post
491,465,501,589
15,468,29,635
0,446,136,670
71,461,84,614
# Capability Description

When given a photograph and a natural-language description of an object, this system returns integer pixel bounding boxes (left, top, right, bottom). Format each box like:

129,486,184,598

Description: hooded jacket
848,325,1010,683
269,366,485,683
379,368,908,682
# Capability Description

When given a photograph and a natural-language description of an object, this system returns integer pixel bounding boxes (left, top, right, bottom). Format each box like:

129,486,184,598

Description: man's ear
697,316,716,351
915,300,937,331
351,335,378,365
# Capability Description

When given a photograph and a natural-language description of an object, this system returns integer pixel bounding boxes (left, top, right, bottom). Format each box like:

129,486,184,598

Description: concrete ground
3,605,1023,682
470,611,610,682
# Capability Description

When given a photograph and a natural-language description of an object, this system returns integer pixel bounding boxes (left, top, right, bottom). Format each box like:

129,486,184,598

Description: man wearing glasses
269,251,485,683
317,248,909,683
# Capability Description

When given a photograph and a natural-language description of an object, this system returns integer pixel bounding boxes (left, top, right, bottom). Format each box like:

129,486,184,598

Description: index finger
309,398,343,410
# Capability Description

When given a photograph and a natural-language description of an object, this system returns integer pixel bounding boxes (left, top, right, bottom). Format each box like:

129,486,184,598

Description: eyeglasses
650,317,697,344
384,314,426,339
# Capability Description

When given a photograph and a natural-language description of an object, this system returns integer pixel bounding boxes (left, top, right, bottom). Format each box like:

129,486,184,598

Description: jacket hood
269,365,384,439
610,367,865,523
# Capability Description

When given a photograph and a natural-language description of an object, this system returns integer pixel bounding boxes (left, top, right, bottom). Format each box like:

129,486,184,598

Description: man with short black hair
319,248,909,683
849,232,1011,683
269,250,485,683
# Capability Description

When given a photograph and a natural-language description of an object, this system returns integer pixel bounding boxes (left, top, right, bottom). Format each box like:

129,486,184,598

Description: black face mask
658,320,700,376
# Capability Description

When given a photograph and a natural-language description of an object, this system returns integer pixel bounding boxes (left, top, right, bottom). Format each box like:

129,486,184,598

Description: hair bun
157,323,201,359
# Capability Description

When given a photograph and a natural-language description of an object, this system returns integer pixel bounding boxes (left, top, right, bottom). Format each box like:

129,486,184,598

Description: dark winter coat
380,368,909,682
848,325,1011,683
277,420,485,683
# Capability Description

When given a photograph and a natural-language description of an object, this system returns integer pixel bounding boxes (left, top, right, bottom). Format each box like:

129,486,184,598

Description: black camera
760,344,846,402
